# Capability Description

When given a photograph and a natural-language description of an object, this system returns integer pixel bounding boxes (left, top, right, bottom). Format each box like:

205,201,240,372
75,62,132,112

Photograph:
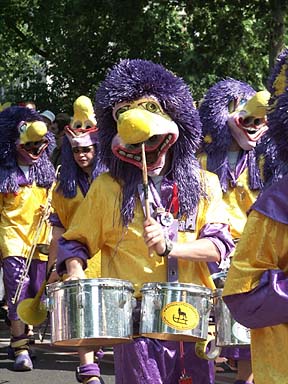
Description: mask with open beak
199,78,269,192
65,95,97,137
228,90,270,150
59,95,101,199
16,120,49,164
112,97,179,176
95,59,203,226
0,106,55,193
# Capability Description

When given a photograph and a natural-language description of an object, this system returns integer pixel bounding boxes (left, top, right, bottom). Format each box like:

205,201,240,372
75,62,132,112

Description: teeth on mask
160,134,172,151
118,134,173,163
245,128,257,133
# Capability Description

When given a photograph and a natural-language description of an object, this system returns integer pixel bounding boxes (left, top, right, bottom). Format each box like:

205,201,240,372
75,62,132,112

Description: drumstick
141,143,154,258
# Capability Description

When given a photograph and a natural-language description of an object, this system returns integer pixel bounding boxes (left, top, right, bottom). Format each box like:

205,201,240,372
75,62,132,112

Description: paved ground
0,317,236,383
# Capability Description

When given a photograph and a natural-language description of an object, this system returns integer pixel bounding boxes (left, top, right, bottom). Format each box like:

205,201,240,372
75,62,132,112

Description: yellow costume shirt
198,152,259,239
223,210,288,384
63,171,229,296
0,183,50,261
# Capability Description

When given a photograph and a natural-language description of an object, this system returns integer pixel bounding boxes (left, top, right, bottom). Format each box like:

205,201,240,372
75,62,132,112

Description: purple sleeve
199,223,235,260
49,212,64,228
224,269,288,328
56,237,89,276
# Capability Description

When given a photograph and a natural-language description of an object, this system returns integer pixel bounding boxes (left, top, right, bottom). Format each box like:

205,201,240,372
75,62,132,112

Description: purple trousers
220,346,251,360
114,337,215,384
2,256,47,320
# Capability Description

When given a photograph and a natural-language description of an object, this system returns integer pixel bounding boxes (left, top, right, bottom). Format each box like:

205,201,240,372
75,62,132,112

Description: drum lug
153,297,162,310
131,297,137,309
77,290,85,309
47,296,54,312
204,299,213,315
118,296,127,308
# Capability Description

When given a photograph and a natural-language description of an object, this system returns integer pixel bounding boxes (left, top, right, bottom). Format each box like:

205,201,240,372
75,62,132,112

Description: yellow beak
20,121,48,144
117,108,176,144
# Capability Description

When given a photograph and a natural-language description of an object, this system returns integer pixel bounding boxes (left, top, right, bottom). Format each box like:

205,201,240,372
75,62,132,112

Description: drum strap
138,180,180,282
167,223,178,282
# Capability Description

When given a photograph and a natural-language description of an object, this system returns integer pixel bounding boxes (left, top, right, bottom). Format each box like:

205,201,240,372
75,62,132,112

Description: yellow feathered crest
0,102,12,112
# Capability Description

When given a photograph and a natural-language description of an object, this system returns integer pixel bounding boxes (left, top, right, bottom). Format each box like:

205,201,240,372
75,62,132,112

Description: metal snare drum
46,278,134,347
139,282,212,342
214,288,250,347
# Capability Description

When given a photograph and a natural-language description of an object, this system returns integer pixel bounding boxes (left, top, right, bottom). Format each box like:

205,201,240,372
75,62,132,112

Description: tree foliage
0,0,287,112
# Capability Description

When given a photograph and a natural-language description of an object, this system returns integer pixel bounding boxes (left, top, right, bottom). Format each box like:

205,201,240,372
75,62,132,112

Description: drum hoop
140,282,212,295
47,278,134,293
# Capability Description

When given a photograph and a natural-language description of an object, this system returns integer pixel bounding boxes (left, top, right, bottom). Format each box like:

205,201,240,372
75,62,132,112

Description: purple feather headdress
263,49,288,183
267,48,288,101
0,106,55,193
95,59,203,226
199,78,264,192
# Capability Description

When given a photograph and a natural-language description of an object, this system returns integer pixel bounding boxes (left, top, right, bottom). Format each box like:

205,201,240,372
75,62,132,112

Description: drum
46,278,134,347
214,288,250,347
139,282,212,342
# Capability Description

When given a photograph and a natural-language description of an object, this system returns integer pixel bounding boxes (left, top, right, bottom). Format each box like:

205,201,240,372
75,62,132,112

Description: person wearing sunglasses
48,96,105,384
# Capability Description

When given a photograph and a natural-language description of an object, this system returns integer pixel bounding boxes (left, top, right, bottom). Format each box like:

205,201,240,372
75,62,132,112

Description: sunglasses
72,146,93,154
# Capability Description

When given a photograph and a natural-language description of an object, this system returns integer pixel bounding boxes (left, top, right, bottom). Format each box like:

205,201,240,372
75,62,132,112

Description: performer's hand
143,217,166,255
39,203,51,220
65,257,86,281
46,262,59,284
47,270,60,284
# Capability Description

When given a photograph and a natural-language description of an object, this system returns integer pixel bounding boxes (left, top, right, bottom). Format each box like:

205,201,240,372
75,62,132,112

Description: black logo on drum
173,307,188,325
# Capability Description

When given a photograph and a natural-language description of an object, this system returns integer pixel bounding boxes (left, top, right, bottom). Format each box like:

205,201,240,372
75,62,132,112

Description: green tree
0,0,287,111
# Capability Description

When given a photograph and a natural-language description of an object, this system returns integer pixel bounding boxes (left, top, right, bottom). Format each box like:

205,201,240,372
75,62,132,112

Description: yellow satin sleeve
52,183,101,278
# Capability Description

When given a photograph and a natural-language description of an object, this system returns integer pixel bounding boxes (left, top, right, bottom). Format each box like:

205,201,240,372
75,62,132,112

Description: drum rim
46,277,135,292
140,281,212,294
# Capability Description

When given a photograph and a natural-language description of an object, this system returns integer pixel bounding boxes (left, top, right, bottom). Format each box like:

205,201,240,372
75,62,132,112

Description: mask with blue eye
228,97,247,114
17,121,28,135
16,120,49,163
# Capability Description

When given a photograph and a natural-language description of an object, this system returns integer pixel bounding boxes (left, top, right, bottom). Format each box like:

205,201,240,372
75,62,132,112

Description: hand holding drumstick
143,216,167,256
141,143,167,257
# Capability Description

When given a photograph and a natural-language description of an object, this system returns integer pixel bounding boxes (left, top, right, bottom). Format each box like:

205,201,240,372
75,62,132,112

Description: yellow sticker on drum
161,301,199,330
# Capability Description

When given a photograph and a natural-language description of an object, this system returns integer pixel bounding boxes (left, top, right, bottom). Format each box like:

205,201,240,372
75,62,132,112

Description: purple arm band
56,238,89,276
199,223,235,260
49,212,64,228
224,269,288,328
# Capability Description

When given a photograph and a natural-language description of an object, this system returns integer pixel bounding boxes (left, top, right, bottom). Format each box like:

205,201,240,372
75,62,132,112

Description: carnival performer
197,78,270,384
48,95,103,384
222,48,288,384
56,59,235,384
0,106,55,371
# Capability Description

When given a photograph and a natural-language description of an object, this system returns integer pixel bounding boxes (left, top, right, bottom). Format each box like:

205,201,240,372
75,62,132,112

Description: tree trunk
269,0,287,71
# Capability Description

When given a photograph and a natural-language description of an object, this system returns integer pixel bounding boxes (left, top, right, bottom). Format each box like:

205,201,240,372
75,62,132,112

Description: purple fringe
199,78,263,192
0,106,55,192
94,59,204,226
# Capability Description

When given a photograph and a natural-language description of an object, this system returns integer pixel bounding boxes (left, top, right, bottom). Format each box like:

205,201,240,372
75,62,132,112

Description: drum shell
46,278,134,347
139,282,212,342
214,288,250,347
